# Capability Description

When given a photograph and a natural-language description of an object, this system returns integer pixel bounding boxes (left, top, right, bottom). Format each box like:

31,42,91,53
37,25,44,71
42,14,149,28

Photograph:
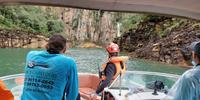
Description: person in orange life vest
95,42,128,96
0,80,14,100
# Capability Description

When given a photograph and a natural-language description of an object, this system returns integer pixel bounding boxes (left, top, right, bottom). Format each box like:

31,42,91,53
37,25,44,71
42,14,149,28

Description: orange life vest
0,80,14,100
100,56,128,81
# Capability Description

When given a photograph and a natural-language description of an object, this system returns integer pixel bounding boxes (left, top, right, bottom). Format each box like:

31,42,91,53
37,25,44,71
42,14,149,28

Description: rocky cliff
114,17,200,67
53,8,118,45
40,7,119,46
0,29,48,48
0,6,119,48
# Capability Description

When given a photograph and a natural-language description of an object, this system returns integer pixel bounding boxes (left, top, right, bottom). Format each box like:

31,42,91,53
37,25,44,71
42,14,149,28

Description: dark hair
46,35,66,54
194,42,200,59
109,52,118,57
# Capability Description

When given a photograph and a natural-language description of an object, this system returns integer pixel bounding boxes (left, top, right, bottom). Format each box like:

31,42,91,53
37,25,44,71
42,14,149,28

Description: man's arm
173,73,195,100
65,59,79,100
96,63,116,94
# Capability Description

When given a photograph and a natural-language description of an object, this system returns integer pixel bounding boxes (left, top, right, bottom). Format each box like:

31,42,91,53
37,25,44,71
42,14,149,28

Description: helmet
106,43,120,53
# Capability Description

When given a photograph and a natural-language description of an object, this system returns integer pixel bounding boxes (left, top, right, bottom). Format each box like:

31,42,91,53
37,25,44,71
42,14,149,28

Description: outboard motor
146,80,167,95
152,81,164,95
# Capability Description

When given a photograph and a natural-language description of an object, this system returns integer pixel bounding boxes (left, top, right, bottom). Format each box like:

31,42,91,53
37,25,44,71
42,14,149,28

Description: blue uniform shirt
165,65,200,100
21,51,79,100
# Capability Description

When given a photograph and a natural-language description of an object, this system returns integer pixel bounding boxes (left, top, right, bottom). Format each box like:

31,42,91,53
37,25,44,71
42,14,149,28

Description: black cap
190,41,200,56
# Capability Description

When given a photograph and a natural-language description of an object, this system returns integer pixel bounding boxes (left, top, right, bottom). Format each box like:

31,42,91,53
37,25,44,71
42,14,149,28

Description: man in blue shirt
21,35,79,100
165,41,200,100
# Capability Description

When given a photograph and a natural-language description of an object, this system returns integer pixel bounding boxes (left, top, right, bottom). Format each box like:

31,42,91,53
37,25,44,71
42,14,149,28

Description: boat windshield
109,71,179,90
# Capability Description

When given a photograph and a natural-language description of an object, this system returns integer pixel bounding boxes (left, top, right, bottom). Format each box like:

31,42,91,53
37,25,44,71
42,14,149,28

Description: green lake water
0,48,188,77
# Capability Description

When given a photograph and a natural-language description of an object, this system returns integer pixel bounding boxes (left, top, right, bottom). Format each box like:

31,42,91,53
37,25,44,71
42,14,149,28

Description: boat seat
15,77,24,85
79,74,101,100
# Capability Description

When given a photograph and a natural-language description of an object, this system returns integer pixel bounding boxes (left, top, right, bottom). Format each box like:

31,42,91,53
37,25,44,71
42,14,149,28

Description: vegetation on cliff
0,5,64,37
0,6,119,48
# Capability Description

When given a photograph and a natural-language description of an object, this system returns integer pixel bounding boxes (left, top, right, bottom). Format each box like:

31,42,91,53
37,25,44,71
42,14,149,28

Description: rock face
56,8,118,44
77,42,102,48
114,17,200,66
134,28,199,66
0,29,48,48
0,6,119,48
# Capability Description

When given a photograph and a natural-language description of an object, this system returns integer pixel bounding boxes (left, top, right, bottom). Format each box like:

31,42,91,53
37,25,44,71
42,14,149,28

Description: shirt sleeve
25,51,34,64
25,51,35,69
173,75,195,100
65,59,79,100
96,63,116,94
166,70,196,100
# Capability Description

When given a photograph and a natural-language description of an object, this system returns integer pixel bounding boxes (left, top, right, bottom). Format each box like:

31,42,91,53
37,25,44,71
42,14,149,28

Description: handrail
0,73,24,81
0,71,180,81
126,71,180,79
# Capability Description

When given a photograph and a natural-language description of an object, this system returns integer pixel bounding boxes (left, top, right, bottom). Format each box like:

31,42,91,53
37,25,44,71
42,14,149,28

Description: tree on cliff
0,5,64,37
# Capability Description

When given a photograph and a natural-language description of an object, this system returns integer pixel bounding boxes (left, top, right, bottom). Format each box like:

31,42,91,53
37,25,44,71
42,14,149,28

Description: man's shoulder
27,50,43,58
106,62,116,71
28,50,45,54
182,68,200,78
57,55,75,62
106,62,116,67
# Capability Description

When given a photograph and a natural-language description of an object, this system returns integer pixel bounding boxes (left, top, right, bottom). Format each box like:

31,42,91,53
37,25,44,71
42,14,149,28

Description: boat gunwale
0,71,180,81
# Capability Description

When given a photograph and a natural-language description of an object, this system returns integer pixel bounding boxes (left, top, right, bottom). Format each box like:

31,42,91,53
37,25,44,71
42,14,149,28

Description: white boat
0,71,179,100
0,0,197,100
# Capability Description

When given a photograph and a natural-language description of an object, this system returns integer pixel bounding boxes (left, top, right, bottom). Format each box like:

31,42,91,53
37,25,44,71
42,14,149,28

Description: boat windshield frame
108,71,180,90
